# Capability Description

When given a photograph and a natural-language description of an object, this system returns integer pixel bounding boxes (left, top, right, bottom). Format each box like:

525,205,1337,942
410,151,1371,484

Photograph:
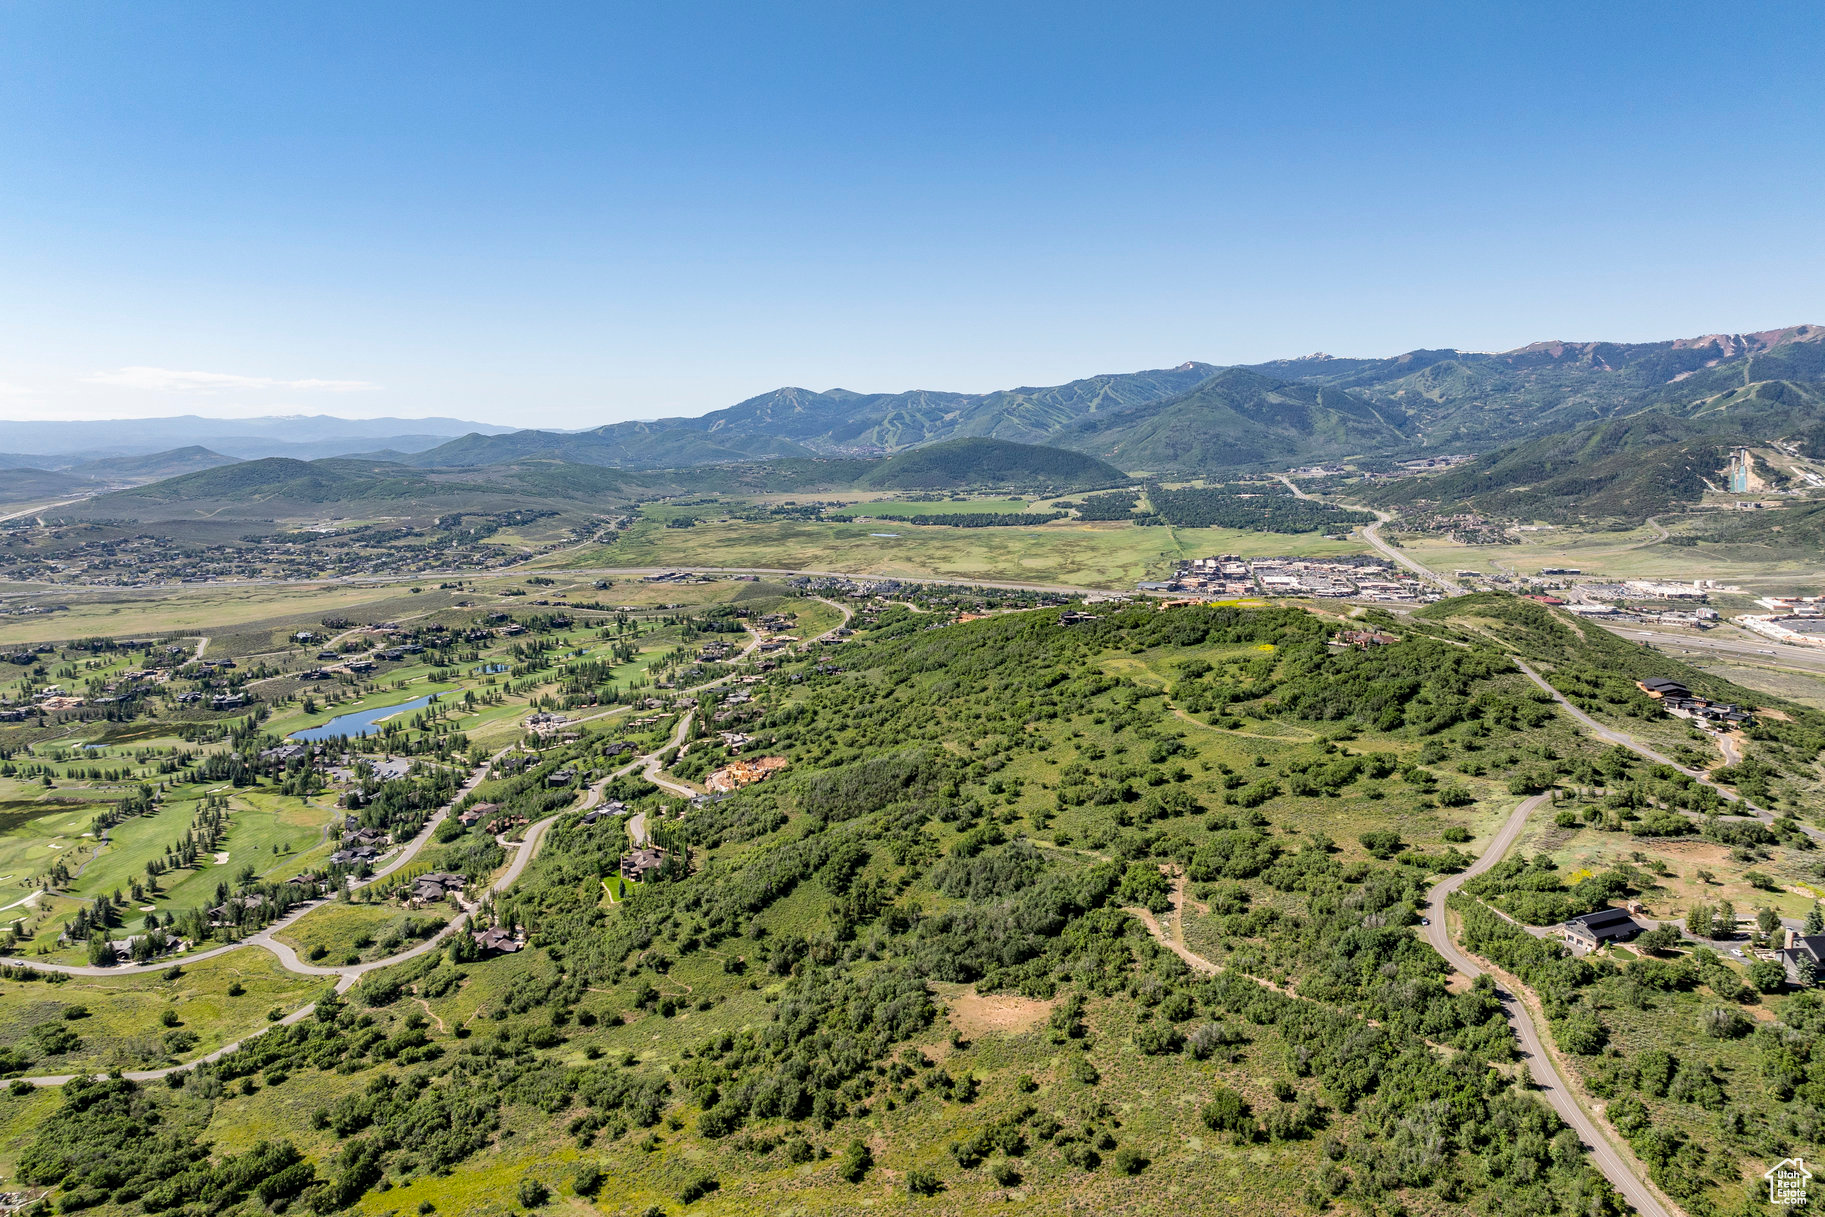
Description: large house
621,847,669,883
1780,928,1825,986
1559,907,1642,950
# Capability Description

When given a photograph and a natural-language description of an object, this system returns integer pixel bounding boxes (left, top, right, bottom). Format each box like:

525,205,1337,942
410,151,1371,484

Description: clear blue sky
1,2,1821,426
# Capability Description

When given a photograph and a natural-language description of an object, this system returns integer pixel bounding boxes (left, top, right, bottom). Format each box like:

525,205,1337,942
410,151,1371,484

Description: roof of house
1563,907,1640,938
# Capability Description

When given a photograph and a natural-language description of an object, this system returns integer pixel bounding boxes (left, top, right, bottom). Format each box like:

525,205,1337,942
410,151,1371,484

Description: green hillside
1256,324,1825,450
69,446,238,482
1368,373,1825,522
855,438,1129,490
1369,413,1724,522
10,596,1822,1217
0,467,93,506
1055,368,1410,473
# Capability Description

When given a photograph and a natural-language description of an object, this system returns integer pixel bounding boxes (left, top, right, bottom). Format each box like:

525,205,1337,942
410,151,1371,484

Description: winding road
1510,658,1791,833
1424,794,1673,1217
1131,789,1673,1215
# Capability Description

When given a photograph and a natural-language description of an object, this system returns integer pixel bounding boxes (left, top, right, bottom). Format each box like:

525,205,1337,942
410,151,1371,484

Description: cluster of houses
524,711,573,737
1636,677,1754,728
1556,907,1823,991
459,801,532,834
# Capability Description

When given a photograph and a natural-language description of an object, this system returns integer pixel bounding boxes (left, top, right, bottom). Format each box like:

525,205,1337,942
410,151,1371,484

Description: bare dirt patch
946,991,1054,1036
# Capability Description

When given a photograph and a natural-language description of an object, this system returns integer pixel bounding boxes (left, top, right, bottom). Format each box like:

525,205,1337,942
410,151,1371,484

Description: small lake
291,694,439,742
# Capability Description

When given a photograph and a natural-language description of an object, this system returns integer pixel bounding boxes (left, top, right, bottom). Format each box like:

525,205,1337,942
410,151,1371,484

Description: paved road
1510,659,1790,833
1425,794,1673,1217
1277,475,1463,596
809,595,856,641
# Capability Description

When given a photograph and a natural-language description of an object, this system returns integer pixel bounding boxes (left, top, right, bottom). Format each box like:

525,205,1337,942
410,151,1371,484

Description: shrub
906,1169,944,1196
1749,960,1788,993
515,1178,549,1208
1358,831,1403,859
1135,1023,1183,1055
1553,1007,1607,1055
840,1139,872,1183
1700,1006,1749,1039
1201,1086,1250,1132
678,1172,719,1204
572,1163,603,1196
1113,1147,1148,1175
1441,825,1471,843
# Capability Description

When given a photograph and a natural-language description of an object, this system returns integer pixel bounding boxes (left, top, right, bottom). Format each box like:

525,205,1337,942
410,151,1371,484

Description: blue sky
1,2,1821,426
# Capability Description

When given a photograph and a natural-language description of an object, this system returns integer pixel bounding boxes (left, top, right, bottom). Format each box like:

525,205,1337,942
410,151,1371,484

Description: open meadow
559,513,1366,589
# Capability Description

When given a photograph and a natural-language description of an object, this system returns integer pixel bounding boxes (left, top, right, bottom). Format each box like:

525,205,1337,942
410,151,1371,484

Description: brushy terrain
0,594,1821,1217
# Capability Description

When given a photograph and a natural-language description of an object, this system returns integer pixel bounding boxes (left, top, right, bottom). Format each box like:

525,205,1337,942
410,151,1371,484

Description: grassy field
557,516,1366,589
827,498,1033,517
0,581,478,647
273,900,451,965
0,948,321,1073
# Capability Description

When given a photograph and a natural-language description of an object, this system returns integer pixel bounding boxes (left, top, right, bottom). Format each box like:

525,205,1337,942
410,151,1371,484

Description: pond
290,693,439,742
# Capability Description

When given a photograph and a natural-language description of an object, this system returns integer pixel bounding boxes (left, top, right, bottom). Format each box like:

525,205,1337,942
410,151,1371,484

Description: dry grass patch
944,989,1055,1036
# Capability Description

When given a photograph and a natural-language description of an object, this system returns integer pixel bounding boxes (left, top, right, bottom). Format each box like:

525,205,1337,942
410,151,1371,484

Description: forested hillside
15,596,1822,1215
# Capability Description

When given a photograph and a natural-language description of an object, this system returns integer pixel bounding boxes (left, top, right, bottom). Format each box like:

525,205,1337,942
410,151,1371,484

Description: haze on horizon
2,2,1822,429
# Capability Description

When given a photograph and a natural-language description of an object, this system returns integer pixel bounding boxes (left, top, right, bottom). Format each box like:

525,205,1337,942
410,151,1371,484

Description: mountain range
0,414,512,463
14,324,1825,522
386,324,1825,482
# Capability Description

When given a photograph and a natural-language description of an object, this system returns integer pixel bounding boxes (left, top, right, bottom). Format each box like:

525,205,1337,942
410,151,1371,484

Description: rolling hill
854,438,1128,491
1051,367,1411,473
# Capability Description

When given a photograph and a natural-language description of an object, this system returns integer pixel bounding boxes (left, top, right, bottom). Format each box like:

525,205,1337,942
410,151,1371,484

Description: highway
1596,621,1825,677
